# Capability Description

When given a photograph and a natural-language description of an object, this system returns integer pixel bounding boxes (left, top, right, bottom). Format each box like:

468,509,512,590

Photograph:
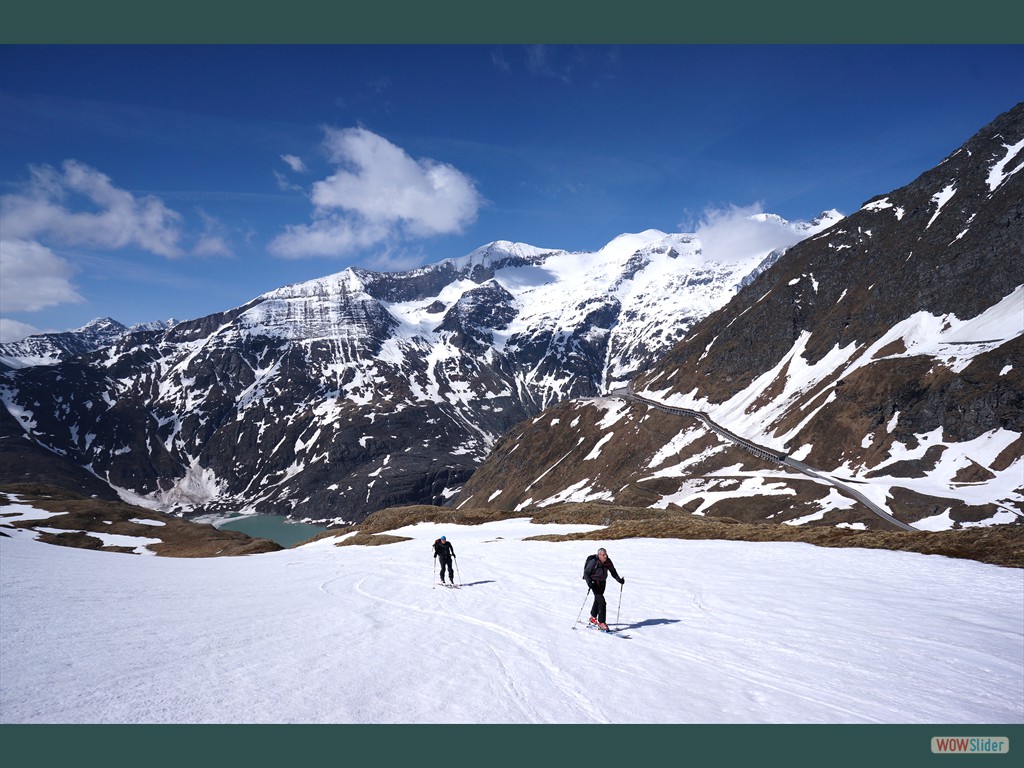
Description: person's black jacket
433,539,455,560
584,555,621,587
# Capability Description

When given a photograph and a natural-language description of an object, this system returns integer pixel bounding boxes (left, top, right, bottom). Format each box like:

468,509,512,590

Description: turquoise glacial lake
216,514,328,548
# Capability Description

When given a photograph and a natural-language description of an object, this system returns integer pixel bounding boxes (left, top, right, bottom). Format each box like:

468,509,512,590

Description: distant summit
0,316,177,369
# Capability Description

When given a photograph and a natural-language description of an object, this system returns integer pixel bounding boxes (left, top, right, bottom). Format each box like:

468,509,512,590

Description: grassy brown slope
320,501,1023,569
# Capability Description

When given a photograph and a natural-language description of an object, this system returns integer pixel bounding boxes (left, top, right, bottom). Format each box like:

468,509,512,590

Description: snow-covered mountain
0,317,177,369
452,103,1024,531
0,212,837,523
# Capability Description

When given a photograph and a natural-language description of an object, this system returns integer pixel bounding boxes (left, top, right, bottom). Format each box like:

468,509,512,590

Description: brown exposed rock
993,435,1024,472
951,460,997,484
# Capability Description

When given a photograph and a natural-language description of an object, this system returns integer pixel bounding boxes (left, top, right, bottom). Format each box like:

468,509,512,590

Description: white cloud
690,203,811,264
0,160,183,257
194,234,232,258
0,317,45,343
360,245,431,273
524,45,582,84
0,239,84,312
274,170,303,192
491,48,512,73
269,216,389,259
270,127,483,258
192,211,234,258
281,154,307,173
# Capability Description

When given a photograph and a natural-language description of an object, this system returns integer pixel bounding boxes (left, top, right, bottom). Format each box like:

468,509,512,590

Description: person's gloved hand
619,577,625,585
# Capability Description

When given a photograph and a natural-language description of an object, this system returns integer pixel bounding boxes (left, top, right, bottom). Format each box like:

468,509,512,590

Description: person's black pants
439,557,454,582
589,580,607,622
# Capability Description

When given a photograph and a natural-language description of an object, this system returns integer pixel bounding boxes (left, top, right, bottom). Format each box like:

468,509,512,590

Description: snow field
2,505,1021,725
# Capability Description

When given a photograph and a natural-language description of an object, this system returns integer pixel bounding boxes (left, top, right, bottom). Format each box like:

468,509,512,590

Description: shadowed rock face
452,104,1024,531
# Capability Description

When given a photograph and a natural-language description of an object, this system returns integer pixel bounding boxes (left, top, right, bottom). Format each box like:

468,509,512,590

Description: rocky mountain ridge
0,213,837,523
0,317,177,370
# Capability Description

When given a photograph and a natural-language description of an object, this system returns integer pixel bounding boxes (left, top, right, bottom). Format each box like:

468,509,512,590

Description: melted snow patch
647,429,701,470
0,499,64,525
651,474,796,515
861,197,905,220
35,528,162,555
594,398,629,429
926,184,956,229
583,432,614,461
535,479,614,507
986,137,1024,192
524,438,586,491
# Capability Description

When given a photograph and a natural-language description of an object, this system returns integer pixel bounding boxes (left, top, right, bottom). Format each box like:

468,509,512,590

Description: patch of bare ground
0,483,282,557
744,360,791,413
992,435,1024,472
334,532,414,547
871,338,908,359
951,460,997,484
329,501,1023,569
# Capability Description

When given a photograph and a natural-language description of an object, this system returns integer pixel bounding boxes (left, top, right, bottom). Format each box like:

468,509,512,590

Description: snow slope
2,496,1021,725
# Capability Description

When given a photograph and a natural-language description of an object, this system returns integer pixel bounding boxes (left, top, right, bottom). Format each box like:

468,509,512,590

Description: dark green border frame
3,0,1024,43
4,724,1024,766
3,1,1021,766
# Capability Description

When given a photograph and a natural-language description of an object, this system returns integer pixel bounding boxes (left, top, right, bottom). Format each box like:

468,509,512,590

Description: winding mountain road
614,384,918,532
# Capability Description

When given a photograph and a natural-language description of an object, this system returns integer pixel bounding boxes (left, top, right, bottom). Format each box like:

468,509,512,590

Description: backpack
583,554,599,580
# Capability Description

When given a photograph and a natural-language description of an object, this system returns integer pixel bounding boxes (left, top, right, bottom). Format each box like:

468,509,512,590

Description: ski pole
572,587,592,629
615,581,623,625
454,557,462,586
431,556,436,589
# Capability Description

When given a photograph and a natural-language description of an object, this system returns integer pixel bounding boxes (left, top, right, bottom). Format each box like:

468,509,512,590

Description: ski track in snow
1,507,1022,725
348,573,609,723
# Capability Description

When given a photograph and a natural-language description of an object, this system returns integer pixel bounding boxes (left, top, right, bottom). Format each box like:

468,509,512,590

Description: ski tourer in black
433,536,456,584
583,547,624,629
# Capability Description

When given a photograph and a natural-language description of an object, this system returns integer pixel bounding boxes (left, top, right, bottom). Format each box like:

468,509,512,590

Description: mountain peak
74,317,126,334
451,240,554,269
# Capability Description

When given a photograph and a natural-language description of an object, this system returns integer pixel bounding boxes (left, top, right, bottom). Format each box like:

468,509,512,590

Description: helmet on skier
440,536,446,541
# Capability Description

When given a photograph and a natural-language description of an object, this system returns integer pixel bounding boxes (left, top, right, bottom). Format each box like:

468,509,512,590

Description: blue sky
1,44,1022,341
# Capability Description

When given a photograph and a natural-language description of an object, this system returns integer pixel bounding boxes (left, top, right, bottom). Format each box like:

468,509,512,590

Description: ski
575,620,631,638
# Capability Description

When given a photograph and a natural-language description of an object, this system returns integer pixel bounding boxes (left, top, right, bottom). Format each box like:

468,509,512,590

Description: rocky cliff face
452,103,1024,531
0,219,834,523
